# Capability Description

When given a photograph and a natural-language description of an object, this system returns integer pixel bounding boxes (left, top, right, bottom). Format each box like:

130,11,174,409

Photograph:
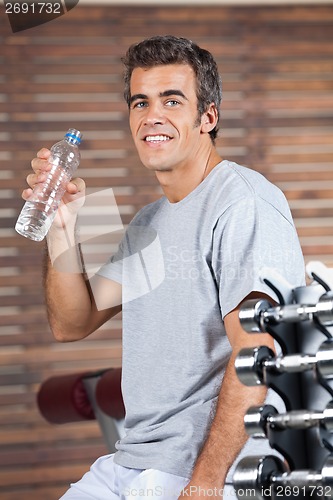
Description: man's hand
23,148,86,229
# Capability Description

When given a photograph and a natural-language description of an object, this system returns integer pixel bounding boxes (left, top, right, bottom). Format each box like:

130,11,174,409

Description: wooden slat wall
0,4,332,498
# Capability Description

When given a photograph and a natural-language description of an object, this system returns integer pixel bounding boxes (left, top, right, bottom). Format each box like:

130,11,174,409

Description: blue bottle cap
65,129,82,144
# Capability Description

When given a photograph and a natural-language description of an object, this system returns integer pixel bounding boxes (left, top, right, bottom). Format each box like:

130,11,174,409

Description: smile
144,135,172,143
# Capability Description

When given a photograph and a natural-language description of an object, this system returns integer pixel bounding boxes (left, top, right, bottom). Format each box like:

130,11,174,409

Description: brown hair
122,35,222,142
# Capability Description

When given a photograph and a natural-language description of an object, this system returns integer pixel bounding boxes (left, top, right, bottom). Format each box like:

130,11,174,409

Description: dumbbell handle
268,409,327,430
263,304,317,325
272,470,325,488
235,341,333,387
264,353,317,373
265,341,333,378
240,293,333,333
245,402,333,438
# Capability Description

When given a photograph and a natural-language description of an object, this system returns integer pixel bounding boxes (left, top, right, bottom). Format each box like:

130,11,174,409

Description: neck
156,148,222,203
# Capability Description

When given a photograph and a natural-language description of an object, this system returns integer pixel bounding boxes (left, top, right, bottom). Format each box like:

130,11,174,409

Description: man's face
129,64,205,173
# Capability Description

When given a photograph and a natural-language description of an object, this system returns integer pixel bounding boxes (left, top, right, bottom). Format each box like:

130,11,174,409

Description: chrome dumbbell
235,341,333,386
239,293,333,333
244,402,333,438
233,455,333,500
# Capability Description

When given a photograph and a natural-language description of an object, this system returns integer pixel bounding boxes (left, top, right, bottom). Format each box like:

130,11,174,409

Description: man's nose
144,102,165,126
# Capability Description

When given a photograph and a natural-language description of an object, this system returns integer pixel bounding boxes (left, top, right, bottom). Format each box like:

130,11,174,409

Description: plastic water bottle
15,129,82,242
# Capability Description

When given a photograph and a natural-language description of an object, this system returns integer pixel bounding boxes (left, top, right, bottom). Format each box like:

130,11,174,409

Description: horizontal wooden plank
302,245,333,256
0,392,36,407
0,326,121,347
269,171,333,183
0,442,106,467
284,190,333,201
0,345,122,367
265,153,333,164
0,486,71,500
291,208,333,219
0,420,102,446
0,462,92,488
0,408,42,426
4,60,333,80
296,227,333,238
0,102,127,114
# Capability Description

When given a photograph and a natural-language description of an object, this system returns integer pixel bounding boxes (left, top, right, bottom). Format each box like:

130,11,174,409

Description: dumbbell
239,292,333,333
235,340,333,386
233,455,333,499
244,402,333,438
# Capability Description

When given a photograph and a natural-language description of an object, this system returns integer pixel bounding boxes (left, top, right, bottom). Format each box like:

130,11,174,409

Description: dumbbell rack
233,265,333,499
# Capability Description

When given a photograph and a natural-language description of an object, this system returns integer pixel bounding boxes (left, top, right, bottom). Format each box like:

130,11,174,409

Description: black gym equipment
232,264,333,499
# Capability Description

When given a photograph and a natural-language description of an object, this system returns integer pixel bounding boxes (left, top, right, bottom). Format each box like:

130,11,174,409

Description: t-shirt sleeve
212,196,305,319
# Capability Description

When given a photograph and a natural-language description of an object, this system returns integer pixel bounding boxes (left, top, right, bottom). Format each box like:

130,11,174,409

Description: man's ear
200,103,219,134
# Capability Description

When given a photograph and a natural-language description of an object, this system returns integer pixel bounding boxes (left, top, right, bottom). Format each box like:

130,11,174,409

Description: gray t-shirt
97,160,305,480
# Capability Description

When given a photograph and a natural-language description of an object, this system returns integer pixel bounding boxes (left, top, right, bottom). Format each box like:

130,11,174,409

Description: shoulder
218,160,280,197
214,161,292,222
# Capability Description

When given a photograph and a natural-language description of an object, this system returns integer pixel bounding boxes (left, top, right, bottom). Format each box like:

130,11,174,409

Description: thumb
66,177,86,195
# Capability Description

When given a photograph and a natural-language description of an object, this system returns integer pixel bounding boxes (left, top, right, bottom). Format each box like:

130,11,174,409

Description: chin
141,158,172,172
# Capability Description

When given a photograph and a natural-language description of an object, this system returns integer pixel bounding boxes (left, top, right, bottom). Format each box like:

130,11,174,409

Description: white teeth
145,135,170,142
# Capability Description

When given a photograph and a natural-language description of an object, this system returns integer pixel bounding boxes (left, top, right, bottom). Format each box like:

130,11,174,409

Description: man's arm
25,148,122,342
179,292,276,498
44,222,122,342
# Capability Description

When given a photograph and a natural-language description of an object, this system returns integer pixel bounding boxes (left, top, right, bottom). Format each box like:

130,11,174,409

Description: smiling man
24,36,305,499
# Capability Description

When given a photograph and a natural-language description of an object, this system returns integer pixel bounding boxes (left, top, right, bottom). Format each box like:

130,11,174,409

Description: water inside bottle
15,201,55,241
15,167,71,241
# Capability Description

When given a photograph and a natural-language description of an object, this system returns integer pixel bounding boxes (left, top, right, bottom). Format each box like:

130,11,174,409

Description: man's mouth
144,135,172,143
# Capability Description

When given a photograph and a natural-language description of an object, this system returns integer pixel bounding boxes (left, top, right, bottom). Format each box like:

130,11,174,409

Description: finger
22,188,33,200
66,178,85,195
36,148,51,159
26,170,48,187
26,172,39,189
31,157,52,175
31,148,52,175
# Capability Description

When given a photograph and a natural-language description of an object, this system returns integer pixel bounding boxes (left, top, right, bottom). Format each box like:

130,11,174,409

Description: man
24,36,305,499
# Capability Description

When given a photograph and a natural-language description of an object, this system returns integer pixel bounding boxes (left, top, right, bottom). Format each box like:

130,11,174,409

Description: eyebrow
129,89,188,105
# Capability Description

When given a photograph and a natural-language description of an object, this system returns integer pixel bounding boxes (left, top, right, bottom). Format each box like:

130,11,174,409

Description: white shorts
59,453,190,499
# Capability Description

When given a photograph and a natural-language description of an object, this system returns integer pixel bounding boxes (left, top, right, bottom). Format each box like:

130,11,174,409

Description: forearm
44,221,94,342
191,353,267,487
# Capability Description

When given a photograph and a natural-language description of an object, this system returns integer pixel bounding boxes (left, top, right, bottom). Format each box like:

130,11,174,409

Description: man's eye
166,100,179,106
133,102,147,109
